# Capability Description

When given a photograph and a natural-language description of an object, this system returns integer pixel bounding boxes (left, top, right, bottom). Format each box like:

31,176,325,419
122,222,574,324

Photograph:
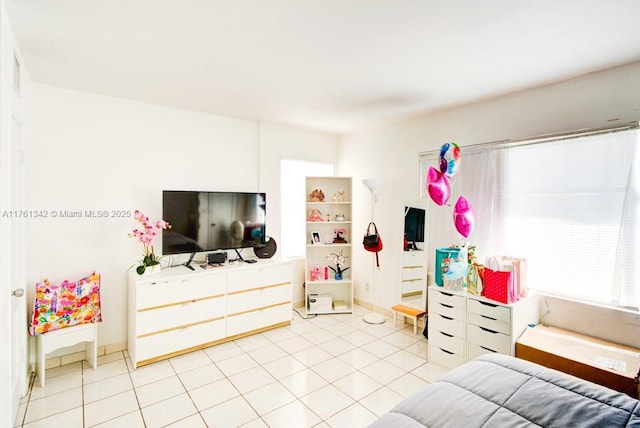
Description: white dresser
427,287,467,369
401,251,427,298
128,260,292,368
428,286,538,370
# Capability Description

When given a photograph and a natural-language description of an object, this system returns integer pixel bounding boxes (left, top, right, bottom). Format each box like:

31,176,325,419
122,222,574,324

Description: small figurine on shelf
311,264,322,281
333,228,347,244
339,190,346,202
326,213,330,222
308,189,325,202
307,209,324,222
332,192,337,202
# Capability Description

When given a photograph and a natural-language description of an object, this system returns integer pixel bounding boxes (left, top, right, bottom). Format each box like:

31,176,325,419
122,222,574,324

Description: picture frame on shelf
311,231,322,245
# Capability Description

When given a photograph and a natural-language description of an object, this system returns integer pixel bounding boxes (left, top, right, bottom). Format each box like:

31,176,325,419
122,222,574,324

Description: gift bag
501,256,528,299
483,268,515,304
435,247,460,286
467,263,484,295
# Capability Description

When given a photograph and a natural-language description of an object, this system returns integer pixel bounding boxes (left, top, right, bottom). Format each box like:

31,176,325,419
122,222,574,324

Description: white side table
36,323,98,387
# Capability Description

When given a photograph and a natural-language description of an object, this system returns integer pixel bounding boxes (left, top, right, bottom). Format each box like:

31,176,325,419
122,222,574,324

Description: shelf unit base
363,312,386,324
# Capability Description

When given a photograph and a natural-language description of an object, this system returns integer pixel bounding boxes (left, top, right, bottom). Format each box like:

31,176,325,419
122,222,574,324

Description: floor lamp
362,178,386,325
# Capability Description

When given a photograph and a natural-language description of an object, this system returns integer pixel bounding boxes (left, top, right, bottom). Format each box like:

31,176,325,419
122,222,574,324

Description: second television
162,190,266,255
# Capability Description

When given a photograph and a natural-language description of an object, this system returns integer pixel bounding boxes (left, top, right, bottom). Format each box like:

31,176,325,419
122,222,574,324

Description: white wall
258,122,339,306
339,61,640,346
24,85,339,348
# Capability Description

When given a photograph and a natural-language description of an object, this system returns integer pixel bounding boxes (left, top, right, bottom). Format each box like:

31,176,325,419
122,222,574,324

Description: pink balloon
427,166,450,206
453,196,475,238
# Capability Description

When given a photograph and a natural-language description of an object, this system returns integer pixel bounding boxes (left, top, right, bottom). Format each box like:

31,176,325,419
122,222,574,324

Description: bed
369,353,640,427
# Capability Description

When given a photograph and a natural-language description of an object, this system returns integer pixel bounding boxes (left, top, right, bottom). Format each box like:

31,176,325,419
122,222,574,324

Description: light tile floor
14,305,449,428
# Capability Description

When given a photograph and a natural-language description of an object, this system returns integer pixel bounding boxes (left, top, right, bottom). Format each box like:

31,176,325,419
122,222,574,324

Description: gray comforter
369,353,640,427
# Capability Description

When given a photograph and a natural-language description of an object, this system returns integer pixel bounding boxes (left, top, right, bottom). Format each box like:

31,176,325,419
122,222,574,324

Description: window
280,158,334,258
421,124,639,310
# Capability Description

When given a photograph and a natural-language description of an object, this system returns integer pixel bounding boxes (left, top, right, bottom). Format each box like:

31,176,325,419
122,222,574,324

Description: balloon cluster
426,143,475,239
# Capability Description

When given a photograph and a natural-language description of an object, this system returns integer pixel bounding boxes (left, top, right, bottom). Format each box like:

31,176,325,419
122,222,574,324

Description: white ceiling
6,0,640,136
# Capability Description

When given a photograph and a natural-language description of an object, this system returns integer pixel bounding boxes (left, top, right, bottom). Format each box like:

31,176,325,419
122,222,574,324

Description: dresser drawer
227,283,291,315
137,294,226,336
467,312,511,335
429,344,466,369
429,288,465,312
467,342,500,361
403,251,424,265
227,264,291,293
429,329,465,355
429,313,465,338
227,302,291,337
466,324,511,354
136,275,226,310
402,266,425,281
136,318,226,362
467,298,511,323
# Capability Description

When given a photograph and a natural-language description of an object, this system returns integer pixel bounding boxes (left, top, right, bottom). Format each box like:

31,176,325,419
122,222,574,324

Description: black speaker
254,237,277,259
206,252,227,264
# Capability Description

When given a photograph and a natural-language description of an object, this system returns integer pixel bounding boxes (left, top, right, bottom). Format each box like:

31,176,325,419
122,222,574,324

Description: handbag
363,222,383,267
363,222,382,251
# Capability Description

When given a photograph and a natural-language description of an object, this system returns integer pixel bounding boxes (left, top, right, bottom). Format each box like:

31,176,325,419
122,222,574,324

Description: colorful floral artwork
29,272,102,336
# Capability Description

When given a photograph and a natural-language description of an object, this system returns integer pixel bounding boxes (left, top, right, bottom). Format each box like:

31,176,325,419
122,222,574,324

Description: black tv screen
162,191,266,255
404,206,425,243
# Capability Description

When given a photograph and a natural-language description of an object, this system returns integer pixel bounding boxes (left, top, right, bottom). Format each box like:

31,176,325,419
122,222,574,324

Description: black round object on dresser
254,237,277,259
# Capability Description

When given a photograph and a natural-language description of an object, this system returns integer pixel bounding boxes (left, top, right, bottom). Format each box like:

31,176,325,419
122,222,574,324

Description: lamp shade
362,178,383,191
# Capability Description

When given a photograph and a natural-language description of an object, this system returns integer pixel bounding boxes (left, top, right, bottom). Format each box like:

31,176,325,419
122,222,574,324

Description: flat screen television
162,190,266,257
404,206,425,245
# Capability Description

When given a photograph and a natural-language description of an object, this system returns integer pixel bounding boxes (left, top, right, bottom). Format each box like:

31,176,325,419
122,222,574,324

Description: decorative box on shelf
309,293,333,313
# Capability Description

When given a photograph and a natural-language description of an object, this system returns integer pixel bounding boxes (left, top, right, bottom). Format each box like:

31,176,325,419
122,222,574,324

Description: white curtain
422,149,501,262
614,137,640,309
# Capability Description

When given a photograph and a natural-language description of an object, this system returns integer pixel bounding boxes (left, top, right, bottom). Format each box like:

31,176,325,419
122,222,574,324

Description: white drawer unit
427,286,539,370
466,294,539,360
401,251,427,296
128,260,293,368
226,263,292,337
428,287,466,369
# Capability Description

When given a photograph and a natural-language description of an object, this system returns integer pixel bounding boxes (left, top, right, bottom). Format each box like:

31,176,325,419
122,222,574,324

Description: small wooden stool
392,304,426,335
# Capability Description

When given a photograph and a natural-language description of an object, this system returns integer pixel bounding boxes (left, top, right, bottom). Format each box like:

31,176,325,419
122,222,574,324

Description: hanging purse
363,222,382,251
363,222,383,267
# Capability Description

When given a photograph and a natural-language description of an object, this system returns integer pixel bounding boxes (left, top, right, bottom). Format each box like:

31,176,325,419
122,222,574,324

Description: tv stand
183,251,196,270
232,248,256,263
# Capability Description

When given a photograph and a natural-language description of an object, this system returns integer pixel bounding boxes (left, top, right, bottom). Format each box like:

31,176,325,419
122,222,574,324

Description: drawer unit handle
439,331,453,338
439,314,453,321
479,326,499,334
479,300,498,308
480,345,497,353
480,314,497,321
440,291,454,297
439,348,454,355
439,303,453,309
